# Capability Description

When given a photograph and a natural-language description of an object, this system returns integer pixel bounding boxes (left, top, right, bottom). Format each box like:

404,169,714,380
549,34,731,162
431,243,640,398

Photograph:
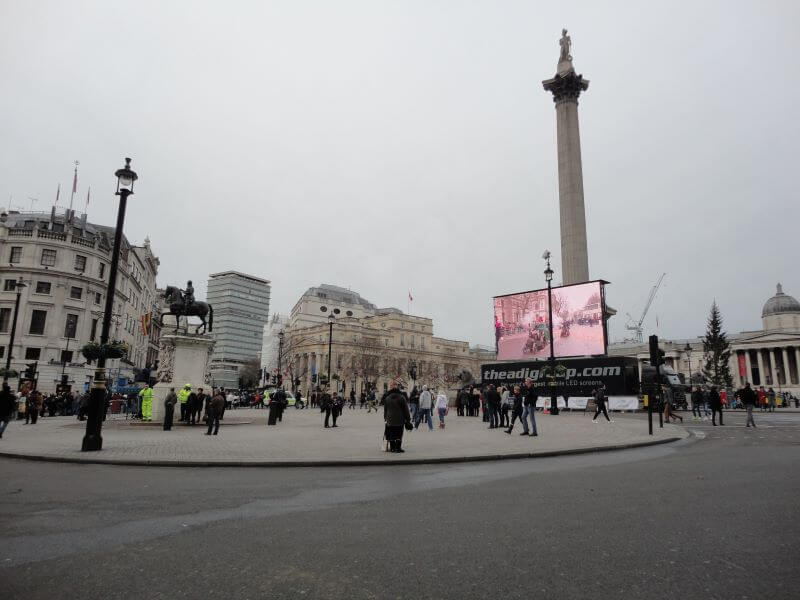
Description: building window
90,318,98,341
61,350,74,363
29,310,47,335
320,306,328,312
99,263,106,279
25,348,41,360
0,308,11,333
94,292,102,304
41,249,57,266
64,313,79,338
69,286,83,300
346,310,353,317
3,279,16,291
35,281,51,294
74,255,87,271
0,347,4,359
333,308,341,315
9,247,22,263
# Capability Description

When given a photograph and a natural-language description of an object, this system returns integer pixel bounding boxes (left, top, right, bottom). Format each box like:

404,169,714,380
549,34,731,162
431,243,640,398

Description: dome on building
762,284,800,318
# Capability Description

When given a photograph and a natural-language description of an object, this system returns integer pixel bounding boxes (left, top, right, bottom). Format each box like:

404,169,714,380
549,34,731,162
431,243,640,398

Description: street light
3,277,27,383
82,158,137,452
684,342,692,387
327,314,334,391
277,330,285,387
543,251,558,415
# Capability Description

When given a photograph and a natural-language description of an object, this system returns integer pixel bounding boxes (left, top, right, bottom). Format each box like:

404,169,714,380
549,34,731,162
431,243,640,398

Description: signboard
481,356,639,397
493,280,608,361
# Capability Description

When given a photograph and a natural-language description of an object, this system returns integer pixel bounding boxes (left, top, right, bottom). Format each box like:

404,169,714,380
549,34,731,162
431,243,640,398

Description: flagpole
55,183,61,207
69,160,79,211
84,186,90,217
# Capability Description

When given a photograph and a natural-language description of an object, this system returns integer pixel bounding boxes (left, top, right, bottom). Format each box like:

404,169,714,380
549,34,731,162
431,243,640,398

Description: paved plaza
0,408,685,466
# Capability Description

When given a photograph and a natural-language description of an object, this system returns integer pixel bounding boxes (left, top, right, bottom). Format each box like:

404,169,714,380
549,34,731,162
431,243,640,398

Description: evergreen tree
702,301,733,387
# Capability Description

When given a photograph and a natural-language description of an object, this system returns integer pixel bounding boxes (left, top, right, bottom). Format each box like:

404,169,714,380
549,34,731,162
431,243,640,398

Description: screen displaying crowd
493,281,606,360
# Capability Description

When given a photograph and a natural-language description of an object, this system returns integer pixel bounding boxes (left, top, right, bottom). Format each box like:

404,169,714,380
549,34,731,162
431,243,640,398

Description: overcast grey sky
2,0,798,347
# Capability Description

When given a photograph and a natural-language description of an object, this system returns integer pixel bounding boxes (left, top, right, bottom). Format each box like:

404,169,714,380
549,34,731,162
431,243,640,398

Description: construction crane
626,273,666,343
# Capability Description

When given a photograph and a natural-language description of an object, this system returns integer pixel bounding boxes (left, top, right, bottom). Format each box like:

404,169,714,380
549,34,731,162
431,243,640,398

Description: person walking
505,385,526,435
205,389,225,435
740,382,757,428
267,388,284,426
138,383,154,422
757,386,767,412
322,389,337,428
163,387,177,431
499,386,511,428
435,390,449,429
521,379,538,436
0,383,15,438
663,386,683,424
366,389,378,413
592,383,613,423
415,386,434,431
192,388,207,425
691,387,705,421
485,385,501,429
408,387,420,424
383,381,412,453
27,389,43,425
349,389,356,410
767,387,776,412
709,385,724,426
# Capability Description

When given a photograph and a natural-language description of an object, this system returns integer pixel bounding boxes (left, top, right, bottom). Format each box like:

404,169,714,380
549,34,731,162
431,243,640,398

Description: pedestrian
505,385,526,435
366,389,378,413
205,389,225,435
267,389,280,425
138,383,154,422
383,381,412,453
485,385,501,429
691,387,704,421
0,383,15,438
322,390,338,428
163,387,177,431
709,385,724,426
757,386,767,412
415,386,434,431
349,389,356,409
192,388,207,424
178,383,192,422
521,379,538,436
499,386,511,428
740,382,757,428
592,383,613,423
663,386,683,423
26,389,43,424
767,387,776,412
295,389,304,409
408,387,420,424
435,390,449,429
359,391,366,409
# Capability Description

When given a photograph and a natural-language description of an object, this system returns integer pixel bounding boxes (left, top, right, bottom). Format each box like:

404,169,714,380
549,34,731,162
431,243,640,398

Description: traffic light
276,374,283,386
24,362,37,380
311,373,317,384
648,335,665,367
264,372,270,384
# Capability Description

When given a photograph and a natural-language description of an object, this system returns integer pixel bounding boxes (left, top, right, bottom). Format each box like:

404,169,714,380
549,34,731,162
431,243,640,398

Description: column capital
543,71,589,105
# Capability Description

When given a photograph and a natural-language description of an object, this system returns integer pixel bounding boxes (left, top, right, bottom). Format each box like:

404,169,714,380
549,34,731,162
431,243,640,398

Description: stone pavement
0,408,687,466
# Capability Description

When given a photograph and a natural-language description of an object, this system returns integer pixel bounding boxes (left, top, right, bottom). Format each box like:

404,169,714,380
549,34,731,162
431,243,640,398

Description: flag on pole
55,183,60,204
72,167,78,194
408,291,413,302
86,187,90,207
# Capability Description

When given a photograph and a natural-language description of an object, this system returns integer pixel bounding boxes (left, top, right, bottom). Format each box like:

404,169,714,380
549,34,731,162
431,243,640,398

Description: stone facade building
0,209,160,393
281,284,495,396
608,284,800,395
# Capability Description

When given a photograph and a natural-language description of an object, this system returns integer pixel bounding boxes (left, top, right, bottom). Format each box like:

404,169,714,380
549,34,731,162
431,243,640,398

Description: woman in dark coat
383,383,411,453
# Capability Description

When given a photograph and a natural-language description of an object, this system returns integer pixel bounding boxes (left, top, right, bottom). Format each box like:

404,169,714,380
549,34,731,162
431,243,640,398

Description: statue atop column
559,28,572,62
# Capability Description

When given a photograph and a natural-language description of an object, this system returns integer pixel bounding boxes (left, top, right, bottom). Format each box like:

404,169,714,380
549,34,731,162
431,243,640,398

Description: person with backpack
505,385,526,435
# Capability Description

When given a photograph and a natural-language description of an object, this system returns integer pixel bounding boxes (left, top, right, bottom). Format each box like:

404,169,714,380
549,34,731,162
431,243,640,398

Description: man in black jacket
521,379,538,436
383,382,411,453
739,382,757,428
321,389,337,428
0,383,15,438
485,385,501,429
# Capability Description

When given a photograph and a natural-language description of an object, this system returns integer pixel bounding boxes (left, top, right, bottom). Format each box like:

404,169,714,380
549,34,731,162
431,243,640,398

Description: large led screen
493,281,607,361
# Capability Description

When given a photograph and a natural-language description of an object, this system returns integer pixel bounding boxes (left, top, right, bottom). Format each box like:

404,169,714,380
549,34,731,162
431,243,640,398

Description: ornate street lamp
3,277,27,382
277,330,285,387
684,342,692,387
327,314,334,390
544,251,559,415
82,158,137,452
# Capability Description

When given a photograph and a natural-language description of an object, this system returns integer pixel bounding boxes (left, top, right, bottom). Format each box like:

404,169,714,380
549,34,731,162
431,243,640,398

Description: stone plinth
151,333,215,423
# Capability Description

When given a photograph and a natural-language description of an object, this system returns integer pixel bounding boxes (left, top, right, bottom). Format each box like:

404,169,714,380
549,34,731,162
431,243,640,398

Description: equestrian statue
160,280,214,334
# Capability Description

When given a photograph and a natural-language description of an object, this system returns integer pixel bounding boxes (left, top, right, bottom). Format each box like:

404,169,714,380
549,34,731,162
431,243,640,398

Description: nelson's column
542,29,590,285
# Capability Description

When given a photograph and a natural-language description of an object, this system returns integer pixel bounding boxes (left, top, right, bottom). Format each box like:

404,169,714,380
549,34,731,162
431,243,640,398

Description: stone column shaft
756,349,766,387
744,350,753,386
781,347,790,386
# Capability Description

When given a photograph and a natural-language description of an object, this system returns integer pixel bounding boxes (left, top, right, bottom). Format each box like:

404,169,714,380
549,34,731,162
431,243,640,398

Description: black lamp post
277,330,284,387
684,342,692,387
327,314,334,390
3,277,27,382
82,158,137,452
544,251,559,415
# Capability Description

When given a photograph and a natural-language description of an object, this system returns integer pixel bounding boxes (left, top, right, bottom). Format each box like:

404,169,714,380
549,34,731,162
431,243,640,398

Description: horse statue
160,285,214,334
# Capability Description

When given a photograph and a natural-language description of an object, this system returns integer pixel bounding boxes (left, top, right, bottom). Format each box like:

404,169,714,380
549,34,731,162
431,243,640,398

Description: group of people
157,383,226,435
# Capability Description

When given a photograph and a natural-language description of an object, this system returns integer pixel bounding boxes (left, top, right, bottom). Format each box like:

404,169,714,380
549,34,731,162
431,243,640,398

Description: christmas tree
702,301,733,387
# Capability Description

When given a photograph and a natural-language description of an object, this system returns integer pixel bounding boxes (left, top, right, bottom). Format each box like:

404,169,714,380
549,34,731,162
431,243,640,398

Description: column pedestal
151,333,216,423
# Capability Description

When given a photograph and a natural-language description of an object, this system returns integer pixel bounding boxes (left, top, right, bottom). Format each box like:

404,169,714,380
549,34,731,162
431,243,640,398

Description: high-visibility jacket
178,388,191,404
139,387,154,420
138,387,154,403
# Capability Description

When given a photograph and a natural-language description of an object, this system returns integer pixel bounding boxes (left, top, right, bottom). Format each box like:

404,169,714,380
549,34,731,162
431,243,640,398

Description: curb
0,436,683,468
